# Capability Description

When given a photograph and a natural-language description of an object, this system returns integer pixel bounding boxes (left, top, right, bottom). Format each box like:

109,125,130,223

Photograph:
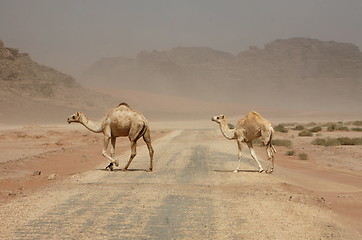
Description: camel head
67,112,84,124
211,115,226,124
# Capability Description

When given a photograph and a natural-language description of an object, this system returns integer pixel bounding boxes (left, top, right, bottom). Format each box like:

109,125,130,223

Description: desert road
0,129,360,239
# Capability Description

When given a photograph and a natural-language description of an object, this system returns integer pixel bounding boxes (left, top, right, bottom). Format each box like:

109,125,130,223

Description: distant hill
82,38,362,114
0,40,118,124
2,38,360,125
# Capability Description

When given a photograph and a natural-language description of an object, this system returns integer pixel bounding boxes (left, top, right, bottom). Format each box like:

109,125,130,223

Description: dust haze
1,1,362,238
1,1,362,124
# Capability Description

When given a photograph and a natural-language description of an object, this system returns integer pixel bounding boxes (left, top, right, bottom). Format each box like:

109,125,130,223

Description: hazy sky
1,0,362,77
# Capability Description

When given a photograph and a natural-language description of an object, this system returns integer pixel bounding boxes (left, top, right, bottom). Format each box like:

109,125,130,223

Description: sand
0,121,361,238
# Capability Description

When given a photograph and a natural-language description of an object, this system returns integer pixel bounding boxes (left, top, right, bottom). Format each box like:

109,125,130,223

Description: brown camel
211,111,276,173
67,103,154,171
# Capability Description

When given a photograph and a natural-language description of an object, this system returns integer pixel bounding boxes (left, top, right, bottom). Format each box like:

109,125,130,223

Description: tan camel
211,111,276,173
67,103,154,171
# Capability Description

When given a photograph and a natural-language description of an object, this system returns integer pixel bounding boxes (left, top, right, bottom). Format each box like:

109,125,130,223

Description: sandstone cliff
82,38,362,113
0,40,118,124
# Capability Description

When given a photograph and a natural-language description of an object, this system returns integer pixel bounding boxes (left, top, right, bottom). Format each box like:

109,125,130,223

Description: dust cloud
1,1,362,124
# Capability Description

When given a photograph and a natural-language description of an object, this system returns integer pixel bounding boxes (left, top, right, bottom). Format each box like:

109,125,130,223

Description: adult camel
67,103,154,171
212,111,276,173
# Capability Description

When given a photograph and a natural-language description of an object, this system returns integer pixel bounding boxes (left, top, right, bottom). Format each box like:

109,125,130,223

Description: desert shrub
353,120,362,126
338,137,354,145
338,137,362,145
311,138,340,146
292,125,304,130
336,126,349,131
351,127,362,132
326,123,337,131
309,126,322,132
311,138,324,146
253,138,292,147
298,130,313,137
274,124,288,133
298,153,308,160
355,138,362,145
272,139,292,148
286,150,296,156
312,137,362,146
253,138,262,146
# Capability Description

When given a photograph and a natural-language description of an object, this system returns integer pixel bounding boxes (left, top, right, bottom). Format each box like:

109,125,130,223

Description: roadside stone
47,174,57,180
33,170,42,176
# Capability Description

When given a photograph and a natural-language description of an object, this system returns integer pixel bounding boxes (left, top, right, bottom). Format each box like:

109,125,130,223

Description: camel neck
219,120,235,140
80,116,103,133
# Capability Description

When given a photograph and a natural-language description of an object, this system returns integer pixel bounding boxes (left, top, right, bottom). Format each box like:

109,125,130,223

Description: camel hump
247,111,261,117
117,102,130,108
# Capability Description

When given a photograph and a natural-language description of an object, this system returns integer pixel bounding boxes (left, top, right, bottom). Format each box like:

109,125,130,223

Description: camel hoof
121,168,128,172
147,168,153,172
105,163,114,171
233,169,239,173
259,169,264,173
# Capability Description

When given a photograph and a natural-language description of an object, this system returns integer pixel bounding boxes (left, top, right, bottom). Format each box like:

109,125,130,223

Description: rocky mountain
82,38,362,114
233,38,362,91
82,47,233,101
0,40,118,124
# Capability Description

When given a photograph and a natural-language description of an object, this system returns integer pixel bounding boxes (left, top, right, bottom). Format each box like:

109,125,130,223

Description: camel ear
76,112,80,116
220,115,225,119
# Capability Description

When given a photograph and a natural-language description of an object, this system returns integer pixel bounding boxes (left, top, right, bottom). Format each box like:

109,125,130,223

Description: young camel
211,111,276,173
67,103,154,171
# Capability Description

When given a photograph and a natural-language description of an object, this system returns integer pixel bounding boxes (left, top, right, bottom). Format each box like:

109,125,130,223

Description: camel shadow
99,168,148,172
213,169,260,173
118,168,148,172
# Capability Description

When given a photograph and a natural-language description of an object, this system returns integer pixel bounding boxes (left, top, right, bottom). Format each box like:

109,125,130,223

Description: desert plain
0,116,361,239
1,36,362,239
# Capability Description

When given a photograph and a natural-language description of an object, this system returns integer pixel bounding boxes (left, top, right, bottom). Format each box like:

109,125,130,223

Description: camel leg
270,150,275,173
272,145,277,153
266,145,276,173
265,147,272,173
246,141,264,173
269,155,275,173
143,130,154,172
123,141,137,171
102,136,117,171
110,137,119,167
262,128,276,173
234,140,244,172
